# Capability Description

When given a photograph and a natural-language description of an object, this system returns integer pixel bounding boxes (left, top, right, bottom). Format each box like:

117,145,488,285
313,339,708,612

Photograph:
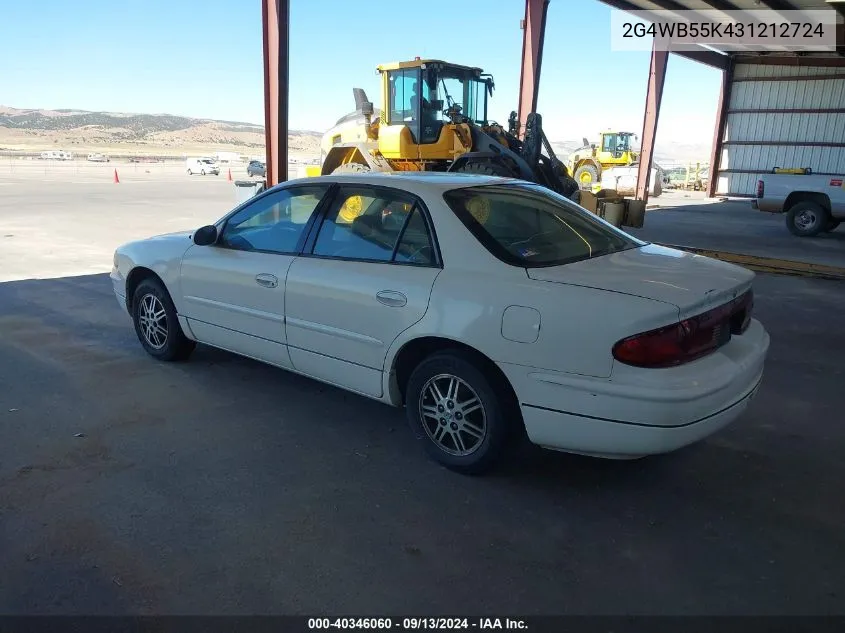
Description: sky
0,0,722,150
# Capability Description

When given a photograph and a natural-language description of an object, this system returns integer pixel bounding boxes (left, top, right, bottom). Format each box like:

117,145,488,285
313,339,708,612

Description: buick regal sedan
111,173,769,474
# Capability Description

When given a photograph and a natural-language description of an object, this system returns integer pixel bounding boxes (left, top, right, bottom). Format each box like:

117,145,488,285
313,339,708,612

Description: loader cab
380,59,493,148
599,131,636,162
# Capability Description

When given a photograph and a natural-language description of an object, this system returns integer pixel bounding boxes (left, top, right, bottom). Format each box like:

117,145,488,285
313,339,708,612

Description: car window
220,185,329,254
442,183,643,268
393,207,435,265
311,186,434,264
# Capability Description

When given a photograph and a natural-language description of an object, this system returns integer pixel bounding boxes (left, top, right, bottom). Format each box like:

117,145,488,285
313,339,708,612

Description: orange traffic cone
227,168,233,182
113,169,120,183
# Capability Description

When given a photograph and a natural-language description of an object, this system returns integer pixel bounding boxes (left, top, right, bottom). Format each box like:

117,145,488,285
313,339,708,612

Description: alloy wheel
418,373,487,456
138,293,168,349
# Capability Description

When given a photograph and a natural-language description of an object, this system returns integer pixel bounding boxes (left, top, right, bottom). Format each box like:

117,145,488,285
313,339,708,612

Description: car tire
131,278,195,362
786,201,828,237
824,218,840,232
405,350,518,475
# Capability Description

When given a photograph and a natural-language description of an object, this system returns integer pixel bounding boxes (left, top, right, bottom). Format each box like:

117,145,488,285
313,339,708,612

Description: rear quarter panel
385,266,681,382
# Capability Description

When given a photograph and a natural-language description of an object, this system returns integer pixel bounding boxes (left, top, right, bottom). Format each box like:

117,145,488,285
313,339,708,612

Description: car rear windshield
442,183,644,268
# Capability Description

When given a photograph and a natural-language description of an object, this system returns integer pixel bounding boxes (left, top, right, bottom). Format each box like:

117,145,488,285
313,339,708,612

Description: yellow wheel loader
567,131,639,189
319,58,580,199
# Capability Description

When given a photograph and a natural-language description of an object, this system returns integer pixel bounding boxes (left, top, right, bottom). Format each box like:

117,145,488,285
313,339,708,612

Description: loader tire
332,162,371,175
574,164,600,187
454,161,514,178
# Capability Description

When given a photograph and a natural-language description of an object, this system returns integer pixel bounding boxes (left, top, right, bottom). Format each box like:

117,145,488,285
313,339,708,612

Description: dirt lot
1,178,844,615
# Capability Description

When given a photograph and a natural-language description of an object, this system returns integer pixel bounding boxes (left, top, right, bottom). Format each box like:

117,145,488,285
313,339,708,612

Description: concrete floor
1,180,845,615
627,192,845,268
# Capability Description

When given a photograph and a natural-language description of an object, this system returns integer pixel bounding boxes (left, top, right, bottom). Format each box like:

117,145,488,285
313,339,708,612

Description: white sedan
111,172,770,474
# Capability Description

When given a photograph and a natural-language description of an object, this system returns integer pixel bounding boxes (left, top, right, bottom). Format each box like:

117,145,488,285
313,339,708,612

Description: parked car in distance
247,160,266,177
754,172,844,236
111,172,770,474
87,153,110,162
186,157,220,176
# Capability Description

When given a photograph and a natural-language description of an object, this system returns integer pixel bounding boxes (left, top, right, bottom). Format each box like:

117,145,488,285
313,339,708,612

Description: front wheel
405,351,517,475
131,278,195,361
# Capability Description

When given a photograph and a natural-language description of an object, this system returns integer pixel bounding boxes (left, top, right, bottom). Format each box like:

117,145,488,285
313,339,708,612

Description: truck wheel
574,164,599,188
786,201,828,237
824,218,840,232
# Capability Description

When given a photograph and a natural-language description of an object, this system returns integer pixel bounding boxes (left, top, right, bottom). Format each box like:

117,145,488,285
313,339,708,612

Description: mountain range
0,106,710,165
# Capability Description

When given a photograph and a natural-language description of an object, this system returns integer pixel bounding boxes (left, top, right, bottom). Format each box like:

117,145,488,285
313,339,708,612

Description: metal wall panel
724,113,845,143
730,78,845,110
716,62,845,195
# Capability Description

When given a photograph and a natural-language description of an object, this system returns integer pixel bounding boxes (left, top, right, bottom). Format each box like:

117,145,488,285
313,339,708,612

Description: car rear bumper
517,373,762,458
498,319,770,458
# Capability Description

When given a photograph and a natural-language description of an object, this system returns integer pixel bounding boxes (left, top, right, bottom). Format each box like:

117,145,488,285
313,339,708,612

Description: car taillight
612,289,754,368
756,179,764,198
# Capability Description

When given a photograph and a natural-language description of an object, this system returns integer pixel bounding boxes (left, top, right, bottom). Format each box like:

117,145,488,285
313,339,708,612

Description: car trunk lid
526,243,754,319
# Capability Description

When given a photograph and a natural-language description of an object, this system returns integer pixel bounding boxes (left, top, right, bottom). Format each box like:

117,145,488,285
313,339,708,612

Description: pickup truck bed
754,173,845,237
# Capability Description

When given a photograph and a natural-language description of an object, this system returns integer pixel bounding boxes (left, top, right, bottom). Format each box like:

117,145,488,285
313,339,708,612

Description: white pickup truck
754,173,845,237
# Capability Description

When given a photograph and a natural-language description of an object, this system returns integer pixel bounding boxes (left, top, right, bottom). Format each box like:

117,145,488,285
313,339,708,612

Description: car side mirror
193,225,218,246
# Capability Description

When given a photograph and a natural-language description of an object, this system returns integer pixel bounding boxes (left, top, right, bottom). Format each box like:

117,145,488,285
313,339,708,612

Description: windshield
421,66,488,125
442,184,644,268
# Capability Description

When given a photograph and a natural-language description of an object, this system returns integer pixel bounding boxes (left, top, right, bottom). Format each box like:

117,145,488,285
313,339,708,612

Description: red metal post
635,42,668,202
707,60,733,198
262,0,289,187
517,0,550,138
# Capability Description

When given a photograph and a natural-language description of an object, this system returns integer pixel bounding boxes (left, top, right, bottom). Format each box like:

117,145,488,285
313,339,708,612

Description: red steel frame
517,0,550,139
261,0,289,187
707,60,732,198
636,42,668,202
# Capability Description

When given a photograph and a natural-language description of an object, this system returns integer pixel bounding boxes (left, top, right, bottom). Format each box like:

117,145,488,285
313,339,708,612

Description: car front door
284,184,442,397
179,184,330,368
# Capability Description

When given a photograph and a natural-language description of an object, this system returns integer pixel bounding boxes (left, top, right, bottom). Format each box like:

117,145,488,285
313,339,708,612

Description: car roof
277,171,523,195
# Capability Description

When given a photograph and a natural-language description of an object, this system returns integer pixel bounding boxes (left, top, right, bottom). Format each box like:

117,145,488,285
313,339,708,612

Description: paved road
627,197,845,268
1,272,844,615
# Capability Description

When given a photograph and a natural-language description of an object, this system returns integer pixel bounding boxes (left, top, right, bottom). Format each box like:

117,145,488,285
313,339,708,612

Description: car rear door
178,183,331,368
284,184,442,397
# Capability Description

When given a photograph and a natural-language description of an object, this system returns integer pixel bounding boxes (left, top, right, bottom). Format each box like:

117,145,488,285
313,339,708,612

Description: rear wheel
786,201,828,237
453,160,515,178
405,351,517,475
574,163,600,187
131,278,195,362
332,162,371,175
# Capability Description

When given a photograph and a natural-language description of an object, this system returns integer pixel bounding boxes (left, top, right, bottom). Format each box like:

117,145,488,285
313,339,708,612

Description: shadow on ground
1,273,844,615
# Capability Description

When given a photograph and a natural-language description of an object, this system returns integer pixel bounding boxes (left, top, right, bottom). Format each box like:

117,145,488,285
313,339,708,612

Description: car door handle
376,290,407,307
255,273,278,288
